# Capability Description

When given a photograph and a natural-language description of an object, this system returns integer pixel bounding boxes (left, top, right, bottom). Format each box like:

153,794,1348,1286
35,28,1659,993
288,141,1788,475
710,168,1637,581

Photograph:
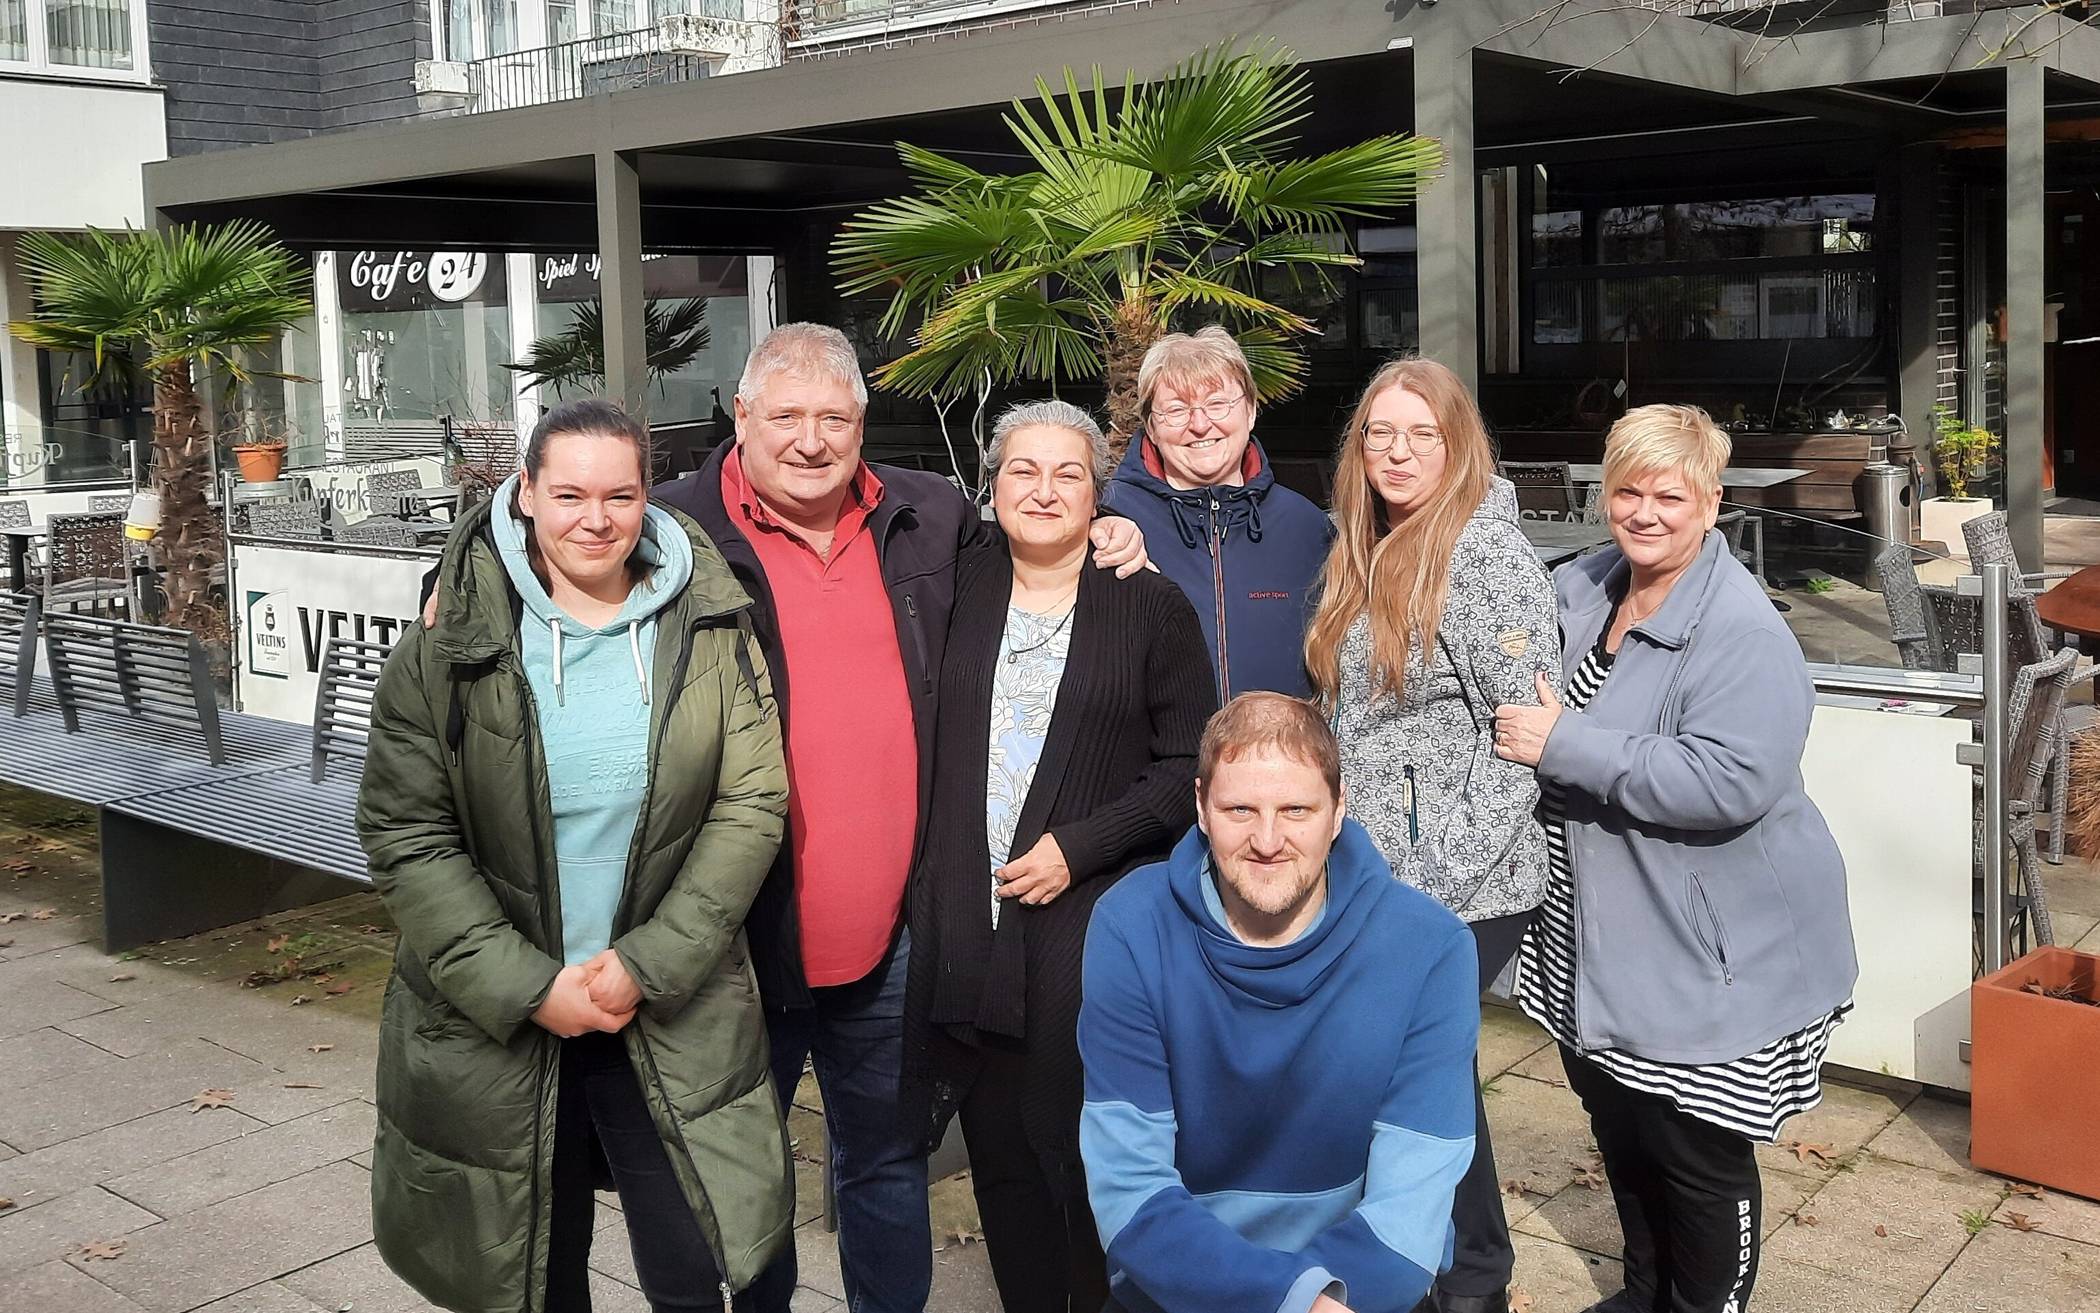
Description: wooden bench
1492,428,1879,519
0,610,392,948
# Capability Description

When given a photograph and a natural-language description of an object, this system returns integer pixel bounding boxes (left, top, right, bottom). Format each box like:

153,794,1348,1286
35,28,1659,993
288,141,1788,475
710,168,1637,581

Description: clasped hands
532,948,644,1038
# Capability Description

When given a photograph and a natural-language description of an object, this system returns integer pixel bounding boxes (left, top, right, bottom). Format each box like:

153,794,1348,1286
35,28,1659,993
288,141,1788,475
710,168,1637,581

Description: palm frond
505,298,711,394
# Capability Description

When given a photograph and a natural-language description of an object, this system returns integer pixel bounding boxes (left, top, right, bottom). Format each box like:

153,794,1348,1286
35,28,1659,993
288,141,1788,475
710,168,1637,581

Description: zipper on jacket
632,1022,740,1295
1207,493,1230,702
612,618,702,935
511,659,558,1313
903,593,933,697
1688,870,1734,985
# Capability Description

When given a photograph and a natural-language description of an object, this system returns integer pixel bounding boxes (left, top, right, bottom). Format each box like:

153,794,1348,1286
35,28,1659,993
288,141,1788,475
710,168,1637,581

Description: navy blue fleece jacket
1102,435,1332,701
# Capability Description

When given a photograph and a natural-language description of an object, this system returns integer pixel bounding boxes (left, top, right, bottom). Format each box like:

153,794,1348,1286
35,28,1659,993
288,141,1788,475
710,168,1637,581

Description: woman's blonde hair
1137,326,1258,417
1305,358,1496,705
1601,404,1731,497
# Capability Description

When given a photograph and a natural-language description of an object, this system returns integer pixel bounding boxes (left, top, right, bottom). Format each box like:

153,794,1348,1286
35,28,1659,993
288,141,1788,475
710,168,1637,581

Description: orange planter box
1971,945,2100,1200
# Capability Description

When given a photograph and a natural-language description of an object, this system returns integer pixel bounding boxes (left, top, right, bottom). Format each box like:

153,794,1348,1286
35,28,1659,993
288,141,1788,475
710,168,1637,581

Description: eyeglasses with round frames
1150,394,1245,431
1361,424,1445,456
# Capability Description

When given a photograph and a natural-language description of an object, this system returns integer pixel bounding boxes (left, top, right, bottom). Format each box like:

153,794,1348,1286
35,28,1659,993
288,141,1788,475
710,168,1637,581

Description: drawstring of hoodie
546,616,652,707
1166,495,1206,550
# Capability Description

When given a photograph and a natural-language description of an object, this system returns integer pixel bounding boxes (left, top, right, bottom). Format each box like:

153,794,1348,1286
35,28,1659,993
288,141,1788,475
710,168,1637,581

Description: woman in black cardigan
903,399,1216,1313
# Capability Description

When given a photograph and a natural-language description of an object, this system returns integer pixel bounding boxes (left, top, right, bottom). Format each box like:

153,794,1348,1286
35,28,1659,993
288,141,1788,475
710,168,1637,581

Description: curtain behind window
45,0,132,69
2,0,28,61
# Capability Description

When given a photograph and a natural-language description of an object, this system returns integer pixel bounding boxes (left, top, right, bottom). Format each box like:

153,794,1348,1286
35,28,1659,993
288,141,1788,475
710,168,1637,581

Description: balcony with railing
781,0,1149,57
443,11,781,113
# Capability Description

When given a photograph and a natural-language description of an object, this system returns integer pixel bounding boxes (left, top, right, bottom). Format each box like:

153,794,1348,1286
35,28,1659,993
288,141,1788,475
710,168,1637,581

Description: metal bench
2,591,39,717
0,612,393,948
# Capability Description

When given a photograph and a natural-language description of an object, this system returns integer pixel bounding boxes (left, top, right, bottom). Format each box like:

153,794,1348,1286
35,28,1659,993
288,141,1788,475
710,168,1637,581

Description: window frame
0,0,154,84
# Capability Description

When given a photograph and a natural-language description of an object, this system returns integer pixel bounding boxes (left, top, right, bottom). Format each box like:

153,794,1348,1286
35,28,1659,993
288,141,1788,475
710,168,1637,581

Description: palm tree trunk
151,363,224,636
1104,297,1164,461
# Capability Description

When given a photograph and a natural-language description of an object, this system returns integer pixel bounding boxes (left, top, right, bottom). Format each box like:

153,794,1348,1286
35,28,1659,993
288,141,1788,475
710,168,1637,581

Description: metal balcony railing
782,0,1144,56
465,15,777,113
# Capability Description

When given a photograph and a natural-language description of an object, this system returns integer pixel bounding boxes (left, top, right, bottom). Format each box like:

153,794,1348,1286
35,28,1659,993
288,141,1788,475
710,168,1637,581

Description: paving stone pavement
2,817,2098,1311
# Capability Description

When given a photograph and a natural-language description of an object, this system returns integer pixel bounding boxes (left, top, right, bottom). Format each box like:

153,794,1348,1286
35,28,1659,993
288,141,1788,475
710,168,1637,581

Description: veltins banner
231,541,431,724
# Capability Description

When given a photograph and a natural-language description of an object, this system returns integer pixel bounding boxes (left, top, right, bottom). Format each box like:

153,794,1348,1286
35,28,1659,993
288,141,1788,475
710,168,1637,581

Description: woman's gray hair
736,322,869,410
988,399,1111,490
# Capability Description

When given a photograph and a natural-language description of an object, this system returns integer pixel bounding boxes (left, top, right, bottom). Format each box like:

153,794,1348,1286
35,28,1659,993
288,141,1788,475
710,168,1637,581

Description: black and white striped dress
1513,632,1849,1144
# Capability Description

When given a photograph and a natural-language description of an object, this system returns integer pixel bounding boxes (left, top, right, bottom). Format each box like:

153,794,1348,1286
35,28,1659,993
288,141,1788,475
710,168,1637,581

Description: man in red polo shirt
655,323,1147,1313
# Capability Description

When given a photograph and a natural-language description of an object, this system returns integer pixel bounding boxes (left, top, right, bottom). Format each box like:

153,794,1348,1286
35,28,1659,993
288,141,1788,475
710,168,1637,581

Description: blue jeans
752,929,930,1313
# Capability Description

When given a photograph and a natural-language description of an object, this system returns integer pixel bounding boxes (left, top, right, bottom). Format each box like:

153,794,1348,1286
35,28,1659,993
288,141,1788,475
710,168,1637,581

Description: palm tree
9,222,311,634
833,42,1446,452
506,298,711,402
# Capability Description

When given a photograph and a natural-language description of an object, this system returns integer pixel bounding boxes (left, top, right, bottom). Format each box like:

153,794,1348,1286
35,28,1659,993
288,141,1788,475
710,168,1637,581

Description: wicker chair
246,498,326,541
1877,543,2049,672
334,516,419,549
365,469,428,519
1,499,33,530
1501,461,1579,522
2003,645,2098,951
1714,509,1767,584
41,512,133,618
87,493,132,514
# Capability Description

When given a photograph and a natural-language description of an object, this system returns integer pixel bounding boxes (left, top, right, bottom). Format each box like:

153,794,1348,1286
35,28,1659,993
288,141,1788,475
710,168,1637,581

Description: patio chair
87,493,132,514
1,498,32,530
41,512,134,618
1877,543,2050,672
1501,461,1579,522
1715,508,1767,584
365,468,429,518
246,498,326,541
1962,510,2079,588
334,516,419,549
2002,645,2097,953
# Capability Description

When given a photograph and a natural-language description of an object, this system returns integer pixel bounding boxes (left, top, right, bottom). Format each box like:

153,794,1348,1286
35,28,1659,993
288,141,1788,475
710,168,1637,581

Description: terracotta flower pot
1970,944,2100,1199
232,444,287,484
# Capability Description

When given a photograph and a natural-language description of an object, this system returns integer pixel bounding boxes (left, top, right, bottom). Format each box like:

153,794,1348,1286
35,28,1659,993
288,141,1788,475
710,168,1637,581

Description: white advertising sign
232,541,432,724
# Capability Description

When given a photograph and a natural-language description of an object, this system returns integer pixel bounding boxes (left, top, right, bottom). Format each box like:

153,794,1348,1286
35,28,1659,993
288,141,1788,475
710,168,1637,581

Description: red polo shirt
724,449,919,988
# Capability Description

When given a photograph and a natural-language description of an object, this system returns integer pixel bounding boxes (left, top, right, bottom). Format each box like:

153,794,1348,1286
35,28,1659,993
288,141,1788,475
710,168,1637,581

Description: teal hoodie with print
491,474,696,965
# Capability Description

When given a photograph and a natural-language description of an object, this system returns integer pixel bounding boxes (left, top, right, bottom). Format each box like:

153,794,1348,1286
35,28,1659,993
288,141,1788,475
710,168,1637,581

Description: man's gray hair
988,399,1111,490
736,322,869,410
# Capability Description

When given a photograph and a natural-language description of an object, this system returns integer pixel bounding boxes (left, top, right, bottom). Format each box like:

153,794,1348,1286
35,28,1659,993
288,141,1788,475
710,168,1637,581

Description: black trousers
1440,911,1532,1299
547,1030,767,1313
1560,1046,1763,1313
955,1039,1110,1313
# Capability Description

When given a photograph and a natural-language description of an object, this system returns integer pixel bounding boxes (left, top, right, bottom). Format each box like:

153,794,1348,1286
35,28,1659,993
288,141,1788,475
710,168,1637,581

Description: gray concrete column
2006,60,2046,572
594,148,648,417
1414,43,1479,393
1895,144,1940,449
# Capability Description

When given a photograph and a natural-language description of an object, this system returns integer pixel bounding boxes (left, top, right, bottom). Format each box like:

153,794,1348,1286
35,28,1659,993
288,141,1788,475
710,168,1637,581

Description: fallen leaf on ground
107,973,135,983
29,908,55,921
1570,1163,1606,1191
290,994,311,1006
2004,1213,2037,1232
3,859,34,873
0,937,14,948
77,1239,127,1261
0,1197,14,1211
267,933,291,954
0,912,23,924
1874,1224,1889,1238
307,1043,335,1053
325,982,353,996
1502,1178,1534,1198
1509,1289,1536,1313
190,1088,235,1112
358,924,385,934
1794,1213,1820,1227
1782,1139,1838,1167
2010,1182,2047,1199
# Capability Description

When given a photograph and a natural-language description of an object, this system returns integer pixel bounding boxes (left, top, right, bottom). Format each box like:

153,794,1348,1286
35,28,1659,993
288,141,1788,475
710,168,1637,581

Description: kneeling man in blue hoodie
1080,692,1480,1313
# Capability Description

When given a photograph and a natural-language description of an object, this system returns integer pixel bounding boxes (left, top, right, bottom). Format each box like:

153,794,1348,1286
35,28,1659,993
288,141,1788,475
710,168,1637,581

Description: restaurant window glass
44,0,130,69
1358,224,1418,353
336,251,515,430
531,252,750,428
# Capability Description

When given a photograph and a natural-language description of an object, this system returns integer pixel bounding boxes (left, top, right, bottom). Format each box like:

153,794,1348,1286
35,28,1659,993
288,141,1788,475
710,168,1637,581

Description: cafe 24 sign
339,250,507,313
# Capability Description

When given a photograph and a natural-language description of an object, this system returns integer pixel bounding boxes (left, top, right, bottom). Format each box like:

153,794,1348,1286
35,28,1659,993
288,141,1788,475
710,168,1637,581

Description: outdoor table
1566,464,1809,489
1522,519,1612,566
2,524,41,593
2037,562,2100,649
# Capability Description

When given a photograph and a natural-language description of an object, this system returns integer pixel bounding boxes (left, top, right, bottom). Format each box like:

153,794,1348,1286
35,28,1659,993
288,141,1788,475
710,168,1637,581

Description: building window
0,0,148,76
447,0,520,59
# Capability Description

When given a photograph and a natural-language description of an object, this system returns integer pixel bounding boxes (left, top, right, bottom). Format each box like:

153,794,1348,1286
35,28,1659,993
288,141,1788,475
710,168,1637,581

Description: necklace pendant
1007,651,1019,665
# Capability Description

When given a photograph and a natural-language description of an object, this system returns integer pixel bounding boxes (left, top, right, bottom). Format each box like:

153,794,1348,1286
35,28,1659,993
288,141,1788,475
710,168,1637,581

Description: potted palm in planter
7,221,311,635
1971,944,2100,1200
1922,406,2000,556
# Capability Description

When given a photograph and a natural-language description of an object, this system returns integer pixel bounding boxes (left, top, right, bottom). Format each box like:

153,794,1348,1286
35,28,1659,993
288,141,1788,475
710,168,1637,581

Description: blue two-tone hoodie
491,475,694,966
1079,819,1478,1313
1102,435,1334,701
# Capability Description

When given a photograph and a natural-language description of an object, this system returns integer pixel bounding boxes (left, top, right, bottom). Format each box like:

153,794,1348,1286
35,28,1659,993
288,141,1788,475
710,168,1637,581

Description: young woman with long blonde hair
1304,358,1562,1313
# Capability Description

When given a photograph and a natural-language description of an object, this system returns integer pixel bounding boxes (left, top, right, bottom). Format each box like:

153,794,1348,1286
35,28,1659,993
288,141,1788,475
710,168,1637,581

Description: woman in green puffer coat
357,398,793,1313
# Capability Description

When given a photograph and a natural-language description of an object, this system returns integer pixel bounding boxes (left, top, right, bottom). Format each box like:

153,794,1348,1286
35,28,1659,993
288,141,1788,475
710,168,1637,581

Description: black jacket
901,537,1215,1163
652,442,991,1009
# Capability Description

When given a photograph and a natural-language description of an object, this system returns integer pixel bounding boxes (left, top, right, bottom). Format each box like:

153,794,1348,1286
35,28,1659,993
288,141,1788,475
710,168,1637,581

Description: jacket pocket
1686,870,1734,985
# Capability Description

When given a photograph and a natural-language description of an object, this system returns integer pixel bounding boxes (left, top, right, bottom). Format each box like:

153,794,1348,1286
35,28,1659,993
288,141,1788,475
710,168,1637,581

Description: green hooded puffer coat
356,498,793,1313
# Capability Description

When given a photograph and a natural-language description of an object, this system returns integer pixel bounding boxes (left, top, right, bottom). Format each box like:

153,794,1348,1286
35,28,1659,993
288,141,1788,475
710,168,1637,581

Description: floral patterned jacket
1333,478,1563,922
